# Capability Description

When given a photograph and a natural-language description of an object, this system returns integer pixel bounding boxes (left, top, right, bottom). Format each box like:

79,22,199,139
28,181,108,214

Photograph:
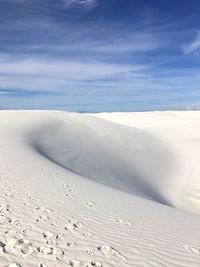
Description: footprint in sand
42,231,58,245
64,219,91,237
97,245,125,259
65,219,83,231
51,221,58,227
183,244,200,254
5,230,17,236
66,194,74,199
37,246,65,261
90,262,102,267
69,260,102,267
63,183,74,192
63,183,68,188
37,246,55,255
69,260,81,267
63,183,74,191
4,237,33,255
14,220,24,228
46,240,56,245
56,234,63,240
65,223,75,231
6,217,15,224
67,242,76,247
22,228,30,235
68,188,73,193
116,218,132,226
0,215,11,225
20,243,33,255
4,230,32,253
86,249,94,255
43,231,54,239
55,248,65,261
0,241,6,253
86,201,95,207
36,214,51,223
0,204,12,213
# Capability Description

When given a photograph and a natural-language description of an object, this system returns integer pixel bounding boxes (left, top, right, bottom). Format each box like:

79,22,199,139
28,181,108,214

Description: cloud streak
182,32,200,55
0,57,142,81
63,0,98,8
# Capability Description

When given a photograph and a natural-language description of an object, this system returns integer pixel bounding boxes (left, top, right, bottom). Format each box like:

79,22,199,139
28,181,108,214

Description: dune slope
0,110,200,267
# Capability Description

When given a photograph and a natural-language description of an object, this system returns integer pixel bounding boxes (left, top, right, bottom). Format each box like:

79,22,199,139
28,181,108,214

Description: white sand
0,110,200,266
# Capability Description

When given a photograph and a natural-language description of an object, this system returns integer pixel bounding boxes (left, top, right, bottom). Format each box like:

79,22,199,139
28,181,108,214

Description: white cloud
24,36,160,55
63,0,98,8
0,57,145,94
0,58,141,80
182,32,200,55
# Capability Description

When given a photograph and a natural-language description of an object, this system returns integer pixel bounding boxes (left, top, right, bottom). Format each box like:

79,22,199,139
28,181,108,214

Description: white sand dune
1,110,200,266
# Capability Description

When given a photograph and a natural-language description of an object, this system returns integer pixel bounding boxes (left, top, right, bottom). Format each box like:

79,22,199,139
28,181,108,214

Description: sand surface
0,110,200,266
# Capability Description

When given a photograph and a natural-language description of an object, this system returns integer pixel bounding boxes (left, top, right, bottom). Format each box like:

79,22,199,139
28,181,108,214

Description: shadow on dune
32,113,177,207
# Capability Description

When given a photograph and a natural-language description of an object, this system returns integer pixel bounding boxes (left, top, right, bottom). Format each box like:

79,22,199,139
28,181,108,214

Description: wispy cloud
182,32,200,55
63,0,98,8
0,56,147,97
0,57,141,81
0,16,165,58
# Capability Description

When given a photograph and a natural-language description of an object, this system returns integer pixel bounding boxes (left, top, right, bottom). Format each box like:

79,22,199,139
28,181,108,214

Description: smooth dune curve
32,112,178,206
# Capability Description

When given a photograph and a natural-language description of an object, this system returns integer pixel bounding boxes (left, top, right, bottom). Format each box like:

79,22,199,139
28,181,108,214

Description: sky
0,0,200,112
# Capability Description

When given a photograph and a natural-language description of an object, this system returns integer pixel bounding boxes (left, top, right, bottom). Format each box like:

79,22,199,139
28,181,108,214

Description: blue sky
0,0,200,111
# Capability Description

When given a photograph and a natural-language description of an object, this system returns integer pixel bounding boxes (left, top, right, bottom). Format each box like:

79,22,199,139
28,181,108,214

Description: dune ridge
32,112,179,206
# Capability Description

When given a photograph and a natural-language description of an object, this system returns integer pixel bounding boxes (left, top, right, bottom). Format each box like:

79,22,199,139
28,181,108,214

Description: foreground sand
0,111,200,266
